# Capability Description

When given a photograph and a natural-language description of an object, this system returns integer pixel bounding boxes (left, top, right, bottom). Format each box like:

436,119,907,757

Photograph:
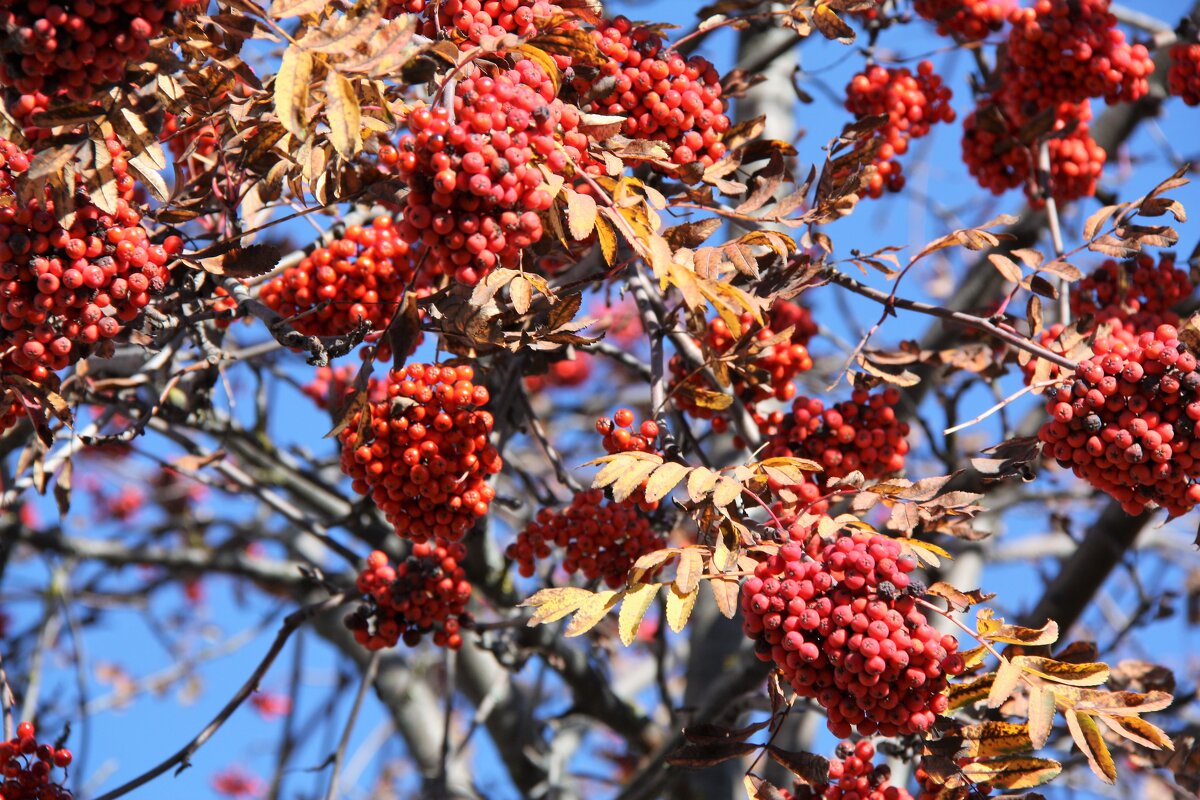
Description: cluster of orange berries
1005,0,1152,108
0,136,177,431
1025,254,1192,386
0,721,73,800
742,531,962,738
594,408,664,512
346,545,472,650
260,217,418,339
670,300,816,425
0,0,194,102
507,489,662,588
844,62,955,198
383,61,587,286
962,92,1103,205
962,0,1150,204
913,0,1014,42
1038,322,1200,516
764,388,910,481
413,0,563,46
339,363,502,542
1169,41,1200,106
784,740,913,800
581,16,730,170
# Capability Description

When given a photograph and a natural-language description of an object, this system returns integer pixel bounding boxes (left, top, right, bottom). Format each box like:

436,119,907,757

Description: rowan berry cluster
765,388,910,481
0,721,73,800
785,740,913,800
339,363,502,542
1005,0,1152,109
507,489,663,588
413,0,565,47
302,364,385,411
961,93,1104,205
1169,42,1200,106
670,300,816,425
0,135,177,431
582,16,730,170
382,60,587,285
844,62,955,198
1071,253,1193,320
524,352,592,393
0,0,193,102
913,0,1015,42
1038,323,1200,516
1023,255,1192,387
742,531,963,737
594,408,664,511
345,545,472,650
260,217,418,338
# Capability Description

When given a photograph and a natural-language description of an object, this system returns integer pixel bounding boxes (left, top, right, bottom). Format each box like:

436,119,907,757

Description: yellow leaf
988,657,1022,709
276,46,314,139
1012,656,1109,687
324,70,362,158
960,757,1062,790
610,458,663,504
711,477,742,508
618,582,659,646
564,589,622,637
567,189,598,241
960,722,1033,759
686,466,720,503
641,461,688,505
708,575,739,619
594,213,617,265
510,275,532,316
630,547,680,584
1028,684,1056,749
1098,713,1174,751
675,547,704,594
1065,710,1117,784
520,586,596,626
665,584,698,633
949,673,995,711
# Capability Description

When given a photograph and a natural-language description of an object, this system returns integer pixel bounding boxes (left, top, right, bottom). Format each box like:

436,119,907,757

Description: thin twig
92,593,347,800
324,650,380,800
943,379,1064,435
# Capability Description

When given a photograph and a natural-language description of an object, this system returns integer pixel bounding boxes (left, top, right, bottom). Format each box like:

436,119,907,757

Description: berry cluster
383,60,588,285
594,408,664,511
302,364,385,412
524,351,592,393
785,740,913,800
1071,253,1193,321
764,388,910,481
1005,0,1153,109
0,136,177,431
961,93,1104,204
414,0,565,47
844,62,955,198
670,300,816,425
345,546,472,649
1169,42,1200,106
1038,323,1200,516
260,217,419,338
913,0,1015,42
339,363,502,542
1023,255,1192,386
0,0,193,102
743,531,963,737
507,489,663,588
0,721,73,800
581,16,730,170
162,112,220,164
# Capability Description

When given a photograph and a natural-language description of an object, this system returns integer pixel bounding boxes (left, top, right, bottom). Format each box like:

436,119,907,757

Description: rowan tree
0,1,1198,799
